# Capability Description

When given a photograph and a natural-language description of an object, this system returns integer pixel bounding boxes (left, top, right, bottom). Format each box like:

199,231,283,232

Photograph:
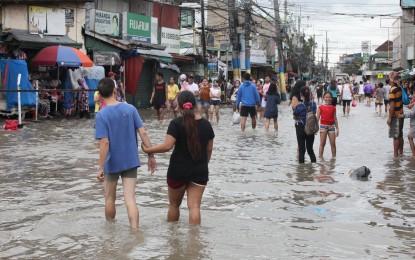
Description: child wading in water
264,83,281,132
316,92,339,157
141,91,215,225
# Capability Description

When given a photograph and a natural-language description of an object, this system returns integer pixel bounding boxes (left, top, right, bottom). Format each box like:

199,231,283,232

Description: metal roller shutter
159,68,179,86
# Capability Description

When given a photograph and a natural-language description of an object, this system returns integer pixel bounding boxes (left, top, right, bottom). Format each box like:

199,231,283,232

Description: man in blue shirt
236,73,261,131
95,78,156,229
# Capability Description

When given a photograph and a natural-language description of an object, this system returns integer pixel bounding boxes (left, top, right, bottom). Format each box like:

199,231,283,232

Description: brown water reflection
0,103,414,259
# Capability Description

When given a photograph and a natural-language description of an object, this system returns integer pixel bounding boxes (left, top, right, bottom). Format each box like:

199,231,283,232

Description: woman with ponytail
293,86,317,163
142,90,215,225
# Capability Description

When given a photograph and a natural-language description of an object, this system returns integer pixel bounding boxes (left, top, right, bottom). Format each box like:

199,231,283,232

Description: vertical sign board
28,6,65,35
160,27,180,54
151,17,158,44
361,41,370,63
125,13,152,43
94,10,120,37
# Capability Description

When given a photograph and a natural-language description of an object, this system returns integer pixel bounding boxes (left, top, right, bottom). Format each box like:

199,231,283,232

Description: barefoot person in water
316,92,339,157
142,91,214,225
95,78,156,229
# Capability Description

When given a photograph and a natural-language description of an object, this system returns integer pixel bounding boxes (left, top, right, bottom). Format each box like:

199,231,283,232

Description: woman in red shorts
142,90,215,225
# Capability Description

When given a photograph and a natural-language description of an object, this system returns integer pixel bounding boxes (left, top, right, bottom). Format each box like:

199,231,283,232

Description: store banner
29,6,65,35
94,10,120,37
125,13,152,43
160,27,180,54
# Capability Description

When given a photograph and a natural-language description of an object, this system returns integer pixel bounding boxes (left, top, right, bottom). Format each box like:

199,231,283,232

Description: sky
267,0,403,66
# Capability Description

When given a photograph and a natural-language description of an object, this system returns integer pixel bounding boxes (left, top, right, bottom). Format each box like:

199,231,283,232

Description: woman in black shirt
142,91,215,225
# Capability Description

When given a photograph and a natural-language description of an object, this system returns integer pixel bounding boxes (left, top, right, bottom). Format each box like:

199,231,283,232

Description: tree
287,35,317,76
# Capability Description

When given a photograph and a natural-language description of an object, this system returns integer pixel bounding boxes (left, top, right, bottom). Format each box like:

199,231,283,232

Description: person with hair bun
142,90,215,225
293,86,317,163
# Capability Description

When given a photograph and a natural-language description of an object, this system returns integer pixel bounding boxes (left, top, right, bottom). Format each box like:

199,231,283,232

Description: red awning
172,54,194,62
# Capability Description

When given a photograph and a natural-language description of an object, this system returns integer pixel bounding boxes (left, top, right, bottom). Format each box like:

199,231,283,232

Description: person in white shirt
383,79,392,113
340,81,353,115
210,82,222,123
178,74,188,91
186,75,200,98
358,81,365,102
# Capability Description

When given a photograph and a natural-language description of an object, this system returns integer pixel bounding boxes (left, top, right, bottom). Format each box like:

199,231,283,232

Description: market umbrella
31,45,93,67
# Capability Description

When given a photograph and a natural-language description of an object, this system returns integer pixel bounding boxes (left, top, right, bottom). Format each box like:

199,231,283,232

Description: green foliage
288,35,317,74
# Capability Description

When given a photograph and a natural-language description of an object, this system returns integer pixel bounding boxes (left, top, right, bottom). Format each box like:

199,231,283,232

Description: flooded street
0,102,414,259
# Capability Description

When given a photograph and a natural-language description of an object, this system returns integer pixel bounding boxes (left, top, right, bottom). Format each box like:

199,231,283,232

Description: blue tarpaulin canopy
0,59,36,111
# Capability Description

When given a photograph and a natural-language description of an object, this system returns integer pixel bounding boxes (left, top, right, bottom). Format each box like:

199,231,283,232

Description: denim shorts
211,100,221,106
197,100,210,107
320,124,335,133
105,167,137,181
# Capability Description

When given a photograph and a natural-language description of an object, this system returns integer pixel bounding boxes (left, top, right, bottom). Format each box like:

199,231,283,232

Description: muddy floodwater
0,102,414,259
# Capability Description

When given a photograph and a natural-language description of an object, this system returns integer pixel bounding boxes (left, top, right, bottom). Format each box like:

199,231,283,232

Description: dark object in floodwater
349,166,371,180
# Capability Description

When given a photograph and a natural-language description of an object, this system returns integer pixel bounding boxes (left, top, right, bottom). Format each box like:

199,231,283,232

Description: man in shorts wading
236,73,261,131
387,82,404,157
95,78,156,229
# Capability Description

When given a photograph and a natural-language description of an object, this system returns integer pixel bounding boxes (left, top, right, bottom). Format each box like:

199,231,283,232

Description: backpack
303,102,319,135
401,86,410,105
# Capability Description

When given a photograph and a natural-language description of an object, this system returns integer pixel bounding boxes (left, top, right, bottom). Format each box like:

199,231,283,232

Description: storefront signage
28,6,65,35
93,51,121,66
361,40,370,62
250,50,267,64
160,27,180,54
94,10,120,37
125,13,152,42
208,60,218,71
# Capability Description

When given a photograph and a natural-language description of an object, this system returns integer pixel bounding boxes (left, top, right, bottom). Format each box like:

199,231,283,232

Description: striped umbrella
31,45,93,67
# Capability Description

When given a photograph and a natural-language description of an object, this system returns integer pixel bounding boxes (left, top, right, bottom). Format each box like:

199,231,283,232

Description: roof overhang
4,29,82,49
135,48,172,63
84,29,166,51
172,53,194,62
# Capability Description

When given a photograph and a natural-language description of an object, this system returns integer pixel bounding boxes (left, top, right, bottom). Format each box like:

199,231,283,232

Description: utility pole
201,0,208,78
325,30,328,80
244,0,252,75
284,0,288,24
321,45,324,79
274,0,286,100
298,6,301,34
228,0,241,80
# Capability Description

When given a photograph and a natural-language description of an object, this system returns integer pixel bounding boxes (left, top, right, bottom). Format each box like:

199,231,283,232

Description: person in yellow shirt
167,76,180,119
94,91,101,113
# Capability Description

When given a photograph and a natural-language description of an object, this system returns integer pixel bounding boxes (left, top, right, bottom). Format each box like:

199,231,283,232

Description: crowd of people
93,71,415,230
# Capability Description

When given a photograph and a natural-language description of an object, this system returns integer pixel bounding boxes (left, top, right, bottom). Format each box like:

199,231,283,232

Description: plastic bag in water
232,112,241,125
